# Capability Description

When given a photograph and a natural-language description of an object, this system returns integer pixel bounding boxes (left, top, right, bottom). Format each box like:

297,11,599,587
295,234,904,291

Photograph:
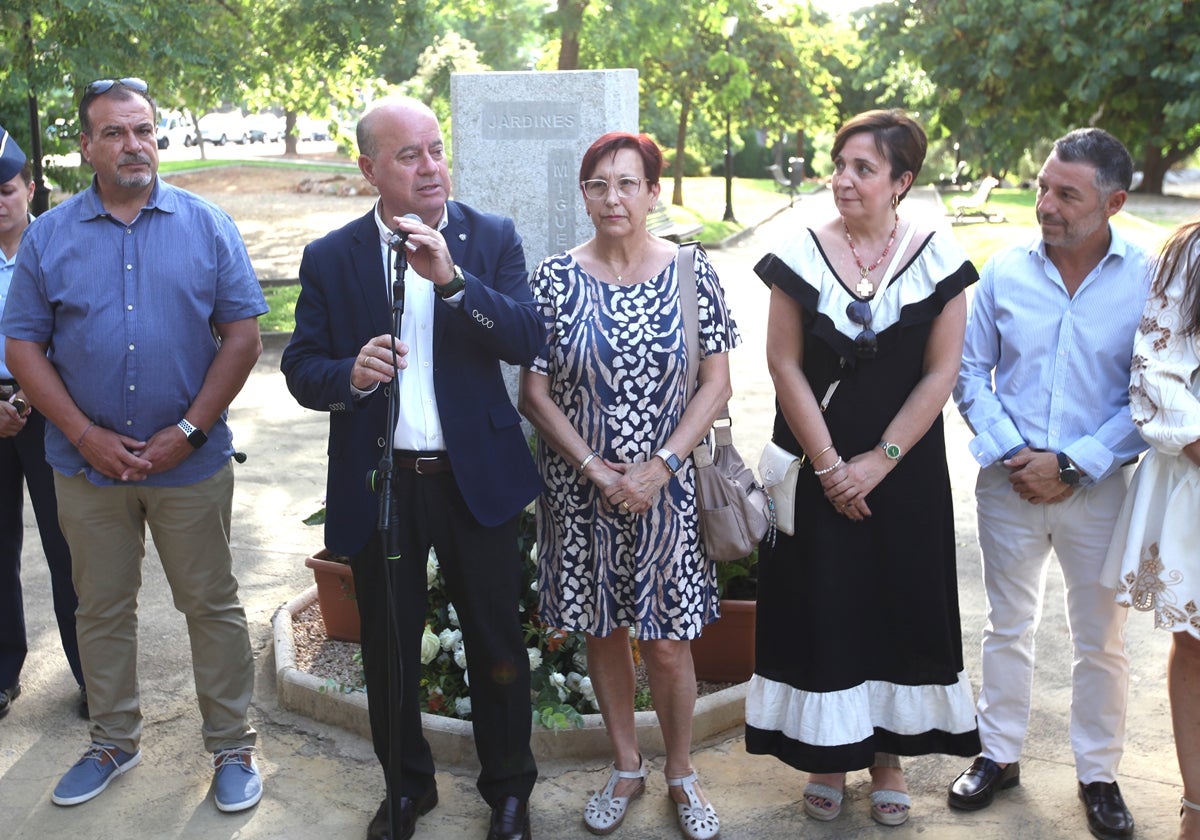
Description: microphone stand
373,230,408,840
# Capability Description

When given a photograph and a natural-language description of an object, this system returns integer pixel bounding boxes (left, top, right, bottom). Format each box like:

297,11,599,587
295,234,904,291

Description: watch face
665,453,682,473
1061,465,1080,486
881,442,902,460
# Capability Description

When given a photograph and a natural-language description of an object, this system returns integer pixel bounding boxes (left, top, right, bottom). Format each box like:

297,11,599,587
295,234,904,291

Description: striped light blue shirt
954,225,1152,482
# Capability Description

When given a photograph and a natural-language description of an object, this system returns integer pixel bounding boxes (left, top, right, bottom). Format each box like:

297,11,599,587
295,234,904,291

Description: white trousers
973,463,1131,783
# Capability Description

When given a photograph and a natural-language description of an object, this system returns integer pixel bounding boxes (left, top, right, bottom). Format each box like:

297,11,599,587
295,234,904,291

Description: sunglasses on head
84,78,149,96
846,299,877,359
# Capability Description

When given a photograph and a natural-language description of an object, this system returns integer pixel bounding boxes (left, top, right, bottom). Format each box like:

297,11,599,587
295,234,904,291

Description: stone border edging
273,586,749,762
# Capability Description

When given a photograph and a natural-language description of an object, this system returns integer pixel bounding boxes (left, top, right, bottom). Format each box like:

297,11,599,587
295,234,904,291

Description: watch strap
435,264,466,299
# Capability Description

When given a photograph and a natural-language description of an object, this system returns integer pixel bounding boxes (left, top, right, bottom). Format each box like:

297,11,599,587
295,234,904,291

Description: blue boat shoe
212,746,262,813
52,743,141,806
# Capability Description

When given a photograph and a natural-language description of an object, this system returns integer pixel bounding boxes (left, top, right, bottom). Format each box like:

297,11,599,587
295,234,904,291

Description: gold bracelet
808,444,834,465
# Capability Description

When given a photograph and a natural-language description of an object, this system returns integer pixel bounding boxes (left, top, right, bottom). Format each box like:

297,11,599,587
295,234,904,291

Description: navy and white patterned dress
528,246,740,640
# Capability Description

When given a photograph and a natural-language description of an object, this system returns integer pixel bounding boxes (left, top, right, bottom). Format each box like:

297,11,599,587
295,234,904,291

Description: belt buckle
414,456,439,475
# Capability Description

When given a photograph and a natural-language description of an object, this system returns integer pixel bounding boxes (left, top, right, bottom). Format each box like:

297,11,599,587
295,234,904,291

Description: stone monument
450,69,639,272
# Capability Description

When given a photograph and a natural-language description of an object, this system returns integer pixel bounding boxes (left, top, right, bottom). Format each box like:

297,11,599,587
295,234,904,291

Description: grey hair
1053,128,1134,194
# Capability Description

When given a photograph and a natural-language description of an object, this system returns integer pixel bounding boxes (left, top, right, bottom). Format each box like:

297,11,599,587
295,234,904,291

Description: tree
868,0,1200,194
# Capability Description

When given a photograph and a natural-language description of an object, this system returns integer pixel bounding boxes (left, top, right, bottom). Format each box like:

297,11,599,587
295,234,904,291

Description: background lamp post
722,14,739,224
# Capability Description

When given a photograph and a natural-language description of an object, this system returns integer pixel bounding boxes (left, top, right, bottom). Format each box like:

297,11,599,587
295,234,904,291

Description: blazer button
376,437,386,448
383,385,391,396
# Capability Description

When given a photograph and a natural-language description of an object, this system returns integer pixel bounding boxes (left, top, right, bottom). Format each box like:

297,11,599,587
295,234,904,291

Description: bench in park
766,157,806,206
950,175,1006,223
649,199,703,243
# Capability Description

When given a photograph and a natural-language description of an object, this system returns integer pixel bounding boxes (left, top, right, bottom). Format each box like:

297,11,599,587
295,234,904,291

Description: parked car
198,111,248,146
295,116,331,142
157,111,195,149
245,113,284,143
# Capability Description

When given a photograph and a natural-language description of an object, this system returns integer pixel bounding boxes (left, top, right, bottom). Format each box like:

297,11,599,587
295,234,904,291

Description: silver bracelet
578,451,599,472
813,456,844,477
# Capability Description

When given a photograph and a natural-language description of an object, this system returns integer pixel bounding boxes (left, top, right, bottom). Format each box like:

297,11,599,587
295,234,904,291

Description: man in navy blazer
281,97,543,840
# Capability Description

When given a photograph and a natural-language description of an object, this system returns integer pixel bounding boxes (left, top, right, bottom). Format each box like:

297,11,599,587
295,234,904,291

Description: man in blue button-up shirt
949,129,1151,839
2,79,267,814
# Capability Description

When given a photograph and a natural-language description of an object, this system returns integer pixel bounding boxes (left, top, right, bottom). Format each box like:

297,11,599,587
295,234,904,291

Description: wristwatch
654,447,683,475
435,264,466,299
1056,452,1081,486
177,418,208,449
879,440,903,461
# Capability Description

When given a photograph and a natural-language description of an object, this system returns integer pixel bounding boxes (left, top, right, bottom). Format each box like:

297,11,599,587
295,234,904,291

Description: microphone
388,213,423,250
233,451,247,464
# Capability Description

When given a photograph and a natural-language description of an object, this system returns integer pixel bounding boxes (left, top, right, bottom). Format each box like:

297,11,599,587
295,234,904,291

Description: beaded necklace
843,211,899,297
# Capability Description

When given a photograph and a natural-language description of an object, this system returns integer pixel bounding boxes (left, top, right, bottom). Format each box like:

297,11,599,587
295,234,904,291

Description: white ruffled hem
745,671,978,747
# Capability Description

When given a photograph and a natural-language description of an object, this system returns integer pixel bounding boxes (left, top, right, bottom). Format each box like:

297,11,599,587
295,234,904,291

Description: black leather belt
393,451,452,475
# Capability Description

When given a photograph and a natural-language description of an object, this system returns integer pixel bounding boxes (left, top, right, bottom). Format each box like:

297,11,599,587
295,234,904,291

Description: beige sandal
667,771,719,840
584,760,646,835
1182,796,1200,817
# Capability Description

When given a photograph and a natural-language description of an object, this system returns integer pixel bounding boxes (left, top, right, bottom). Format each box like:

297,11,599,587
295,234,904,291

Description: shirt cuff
968,418,1026,467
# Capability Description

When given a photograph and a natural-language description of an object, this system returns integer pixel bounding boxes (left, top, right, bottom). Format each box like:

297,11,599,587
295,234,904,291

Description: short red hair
579,132,663,185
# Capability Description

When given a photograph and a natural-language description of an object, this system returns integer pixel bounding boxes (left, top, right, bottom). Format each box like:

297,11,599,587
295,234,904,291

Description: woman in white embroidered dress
1103,217,1200,840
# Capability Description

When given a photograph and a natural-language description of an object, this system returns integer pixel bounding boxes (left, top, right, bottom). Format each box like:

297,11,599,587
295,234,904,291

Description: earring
890,194,899,209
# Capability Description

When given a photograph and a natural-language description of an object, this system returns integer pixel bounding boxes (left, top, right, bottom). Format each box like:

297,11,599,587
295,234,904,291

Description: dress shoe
486,796,532,840
947,756,1020,810
1078,780,1134,839
366,785,438,840
0,684,20,720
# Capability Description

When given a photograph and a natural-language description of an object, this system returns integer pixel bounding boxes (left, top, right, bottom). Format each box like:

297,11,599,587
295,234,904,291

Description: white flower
579,676,598,710
426,549,440,589
549,671,568,702
454,696,472,718
447,603,460,628
453,640,468,670
420,625,440,665
565,671,584,692
527,648,543,671
438,628,462,652
573,649,588,672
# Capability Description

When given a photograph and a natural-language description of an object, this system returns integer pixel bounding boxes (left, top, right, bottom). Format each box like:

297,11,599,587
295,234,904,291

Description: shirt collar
1031,221,1130,269
78,176,173,222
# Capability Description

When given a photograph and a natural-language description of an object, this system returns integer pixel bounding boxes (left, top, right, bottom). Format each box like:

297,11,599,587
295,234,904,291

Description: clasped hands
77,423,195,483
1004,448,1074,504
587,455,670,516
819,450,889,521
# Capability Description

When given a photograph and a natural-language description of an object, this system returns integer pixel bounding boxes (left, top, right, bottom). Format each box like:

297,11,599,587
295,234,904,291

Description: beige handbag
677,243,775,562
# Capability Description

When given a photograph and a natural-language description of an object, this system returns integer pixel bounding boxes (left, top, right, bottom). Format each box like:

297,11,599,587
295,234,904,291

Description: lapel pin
458,233,467,241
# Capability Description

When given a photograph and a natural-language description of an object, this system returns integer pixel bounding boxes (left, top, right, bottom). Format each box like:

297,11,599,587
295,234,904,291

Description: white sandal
667,771,720,840
1182,796,1200,816
584,761,646,835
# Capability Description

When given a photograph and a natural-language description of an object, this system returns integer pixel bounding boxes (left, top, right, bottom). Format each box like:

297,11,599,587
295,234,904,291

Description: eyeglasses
580,177,643,201
846,299,877,359
84,78,149,96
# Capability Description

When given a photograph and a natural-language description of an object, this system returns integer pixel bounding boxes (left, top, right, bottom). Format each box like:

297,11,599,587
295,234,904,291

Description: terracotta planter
691,599,756,683
304,549,360,643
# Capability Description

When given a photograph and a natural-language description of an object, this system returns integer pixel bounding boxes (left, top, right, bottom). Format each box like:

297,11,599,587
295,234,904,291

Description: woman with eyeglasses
519,132,739,840
746,110,981,827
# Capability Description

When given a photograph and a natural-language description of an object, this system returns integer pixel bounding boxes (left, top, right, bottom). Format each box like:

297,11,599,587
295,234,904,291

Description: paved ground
0,184,1195,839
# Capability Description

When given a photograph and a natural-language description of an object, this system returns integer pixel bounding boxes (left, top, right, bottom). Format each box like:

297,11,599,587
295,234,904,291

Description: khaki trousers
55,463,256,754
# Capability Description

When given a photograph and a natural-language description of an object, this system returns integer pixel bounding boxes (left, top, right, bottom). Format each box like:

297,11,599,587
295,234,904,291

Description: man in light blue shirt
948,128,1150,840
2,79,267,814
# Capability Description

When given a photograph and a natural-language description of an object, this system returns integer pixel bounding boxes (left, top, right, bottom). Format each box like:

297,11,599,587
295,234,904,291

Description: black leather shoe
1079,780,1135,839
0,684,20,720
947,756,1020,810
366,785,438,840
486,796,531,840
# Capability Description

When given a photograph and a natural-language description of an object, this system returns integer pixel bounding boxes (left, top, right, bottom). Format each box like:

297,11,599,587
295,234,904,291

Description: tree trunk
557,0,588,70
672,97,691,207
1139,145,1168,196
284,111,299,156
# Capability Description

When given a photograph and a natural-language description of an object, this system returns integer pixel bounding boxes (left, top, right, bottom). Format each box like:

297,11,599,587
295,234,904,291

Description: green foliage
866,0,1200,194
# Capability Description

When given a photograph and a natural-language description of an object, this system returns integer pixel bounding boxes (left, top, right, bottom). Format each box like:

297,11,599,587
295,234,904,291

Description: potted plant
691,548,758,683
302,507,360,643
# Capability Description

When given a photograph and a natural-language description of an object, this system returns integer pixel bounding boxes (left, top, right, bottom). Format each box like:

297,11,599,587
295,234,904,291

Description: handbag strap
677,243,732,430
